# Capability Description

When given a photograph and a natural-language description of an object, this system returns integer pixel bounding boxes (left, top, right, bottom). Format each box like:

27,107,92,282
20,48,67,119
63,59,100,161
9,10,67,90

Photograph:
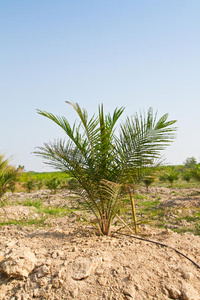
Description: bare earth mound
0,188,200,299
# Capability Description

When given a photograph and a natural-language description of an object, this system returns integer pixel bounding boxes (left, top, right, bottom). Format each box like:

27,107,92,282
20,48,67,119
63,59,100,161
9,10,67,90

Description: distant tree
45,177,60,194
23,180,35,193
36,180,43,190
165,168,179,186
0,154,18,200
17,165,25,172
143,175,156,193
159,172,167,182
191,164,200,182
9,183,16,193
182,171,192,183
66,178,79,190
183,157,197,169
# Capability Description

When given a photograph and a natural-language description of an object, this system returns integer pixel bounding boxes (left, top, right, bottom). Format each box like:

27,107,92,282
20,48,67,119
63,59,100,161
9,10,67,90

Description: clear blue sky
1,0,200,172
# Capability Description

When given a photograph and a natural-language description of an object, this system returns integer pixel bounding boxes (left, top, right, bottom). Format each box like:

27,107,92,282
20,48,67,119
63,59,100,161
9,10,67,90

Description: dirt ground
0,187,200,300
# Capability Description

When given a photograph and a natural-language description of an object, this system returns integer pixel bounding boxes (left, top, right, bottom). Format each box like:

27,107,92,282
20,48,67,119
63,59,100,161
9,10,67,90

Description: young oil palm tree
0,154,17,200
45,177,61,194
165,167,179,186
35,102,177,235
191,164,200,182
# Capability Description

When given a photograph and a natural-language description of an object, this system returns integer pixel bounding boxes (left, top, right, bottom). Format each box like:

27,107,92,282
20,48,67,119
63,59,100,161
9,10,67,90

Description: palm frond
117,108,177,182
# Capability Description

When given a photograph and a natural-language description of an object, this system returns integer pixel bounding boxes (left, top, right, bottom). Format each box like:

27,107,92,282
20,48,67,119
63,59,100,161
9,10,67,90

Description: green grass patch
0,217,47,227
172,225,200,235
23,198,43,208
137,199,160,208
195,223,200,233
134,194,148,200
122,193,148,204
18,199,71,217
177,212,200,223
134,199,165,225
40,206,70,216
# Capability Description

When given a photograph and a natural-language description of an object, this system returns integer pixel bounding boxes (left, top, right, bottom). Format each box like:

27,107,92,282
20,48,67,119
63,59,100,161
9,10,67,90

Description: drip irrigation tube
113,231,200,270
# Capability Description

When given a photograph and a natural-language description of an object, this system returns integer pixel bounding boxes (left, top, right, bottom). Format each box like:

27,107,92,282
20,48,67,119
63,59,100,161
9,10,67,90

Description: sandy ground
0,188,200,300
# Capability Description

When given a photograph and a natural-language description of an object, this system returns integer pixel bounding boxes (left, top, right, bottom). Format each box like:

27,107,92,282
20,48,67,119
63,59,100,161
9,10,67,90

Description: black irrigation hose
113,231,200,270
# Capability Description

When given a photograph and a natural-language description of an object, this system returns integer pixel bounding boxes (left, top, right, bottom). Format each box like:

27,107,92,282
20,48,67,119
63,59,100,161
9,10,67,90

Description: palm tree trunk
100,214,111,236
